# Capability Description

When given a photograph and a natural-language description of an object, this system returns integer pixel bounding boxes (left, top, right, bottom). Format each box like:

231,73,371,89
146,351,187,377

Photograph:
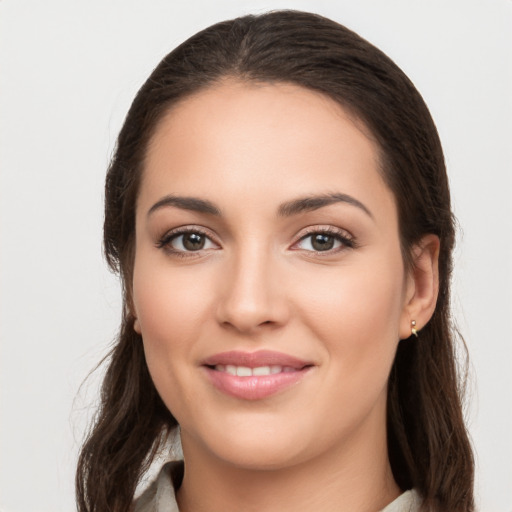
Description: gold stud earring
411,320,418,338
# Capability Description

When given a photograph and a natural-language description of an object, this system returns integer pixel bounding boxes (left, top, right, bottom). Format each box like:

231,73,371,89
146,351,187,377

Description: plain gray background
1,1,511,510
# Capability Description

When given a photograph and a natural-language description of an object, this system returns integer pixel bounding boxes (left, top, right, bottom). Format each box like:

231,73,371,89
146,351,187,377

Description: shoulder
133,461,183,512
380,489,422,512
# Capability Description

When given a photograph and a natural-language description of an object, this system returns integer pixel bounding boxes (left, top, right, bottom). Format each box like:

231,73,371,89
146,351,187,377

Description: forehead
139,80,396,222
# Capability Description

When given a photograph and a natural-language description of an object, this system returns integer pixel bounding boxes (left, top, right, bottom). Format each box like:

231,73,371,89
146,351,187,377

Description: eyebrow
147,192,373,219
147,195,221,216
277,193,373,219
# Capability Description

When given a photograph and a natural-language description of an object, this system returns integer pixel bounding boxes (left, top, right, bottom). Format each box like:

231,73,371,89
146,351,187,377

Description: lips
201,350,313,400
214,364,296,376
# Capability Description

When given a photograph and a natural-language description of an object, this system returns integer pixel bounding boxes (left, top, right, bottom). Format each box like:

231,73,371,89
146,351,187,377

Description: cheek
302,256,404,327
297,255,405,386
133,256,212,347
131,255,215,408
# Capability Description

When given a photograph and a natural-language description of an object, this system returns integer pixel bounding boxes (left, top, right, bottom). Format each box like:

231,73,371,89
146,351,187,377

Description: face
132,81,414,470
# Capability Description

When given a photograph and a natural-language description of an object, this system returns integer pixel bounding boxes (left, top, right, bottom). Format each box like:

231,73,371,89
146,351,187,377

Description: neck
176,416,400,512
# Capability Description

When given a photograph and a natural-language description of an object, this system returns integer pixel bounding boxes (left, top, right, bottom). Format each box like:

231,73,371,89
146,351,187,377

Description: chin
181,415,315,471
213,442,308,471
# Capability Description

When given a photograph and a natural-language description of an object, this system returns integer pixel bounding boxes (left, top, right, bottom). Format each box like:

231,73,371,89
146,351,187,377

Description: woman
76,10,474,512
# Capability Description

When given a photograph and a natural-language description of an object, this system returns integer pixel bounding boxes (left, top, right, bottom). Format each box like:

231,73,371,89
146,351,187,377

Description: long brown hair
76,10,474,512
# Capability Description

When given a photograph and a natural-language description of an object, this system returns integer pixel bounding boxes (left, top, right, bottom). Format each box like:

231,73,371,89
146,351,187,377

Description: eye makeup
155,223,357,260
156,225,220,258
292,226,357,253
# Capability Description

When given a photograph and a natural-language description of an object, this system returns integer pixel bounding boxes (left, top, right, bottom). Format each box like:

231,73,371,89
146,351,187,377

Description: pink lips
202,350,313,400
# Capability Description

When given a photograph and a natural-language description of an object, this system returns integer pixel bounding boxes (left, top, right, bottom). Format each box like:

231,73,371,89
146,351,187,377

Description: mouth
201,350,314,400
210,364,299,376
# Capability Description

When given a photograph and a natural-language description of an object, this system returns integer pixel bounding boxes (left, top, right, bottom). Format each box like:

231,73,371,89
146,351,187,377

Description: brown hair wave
76,10,474,512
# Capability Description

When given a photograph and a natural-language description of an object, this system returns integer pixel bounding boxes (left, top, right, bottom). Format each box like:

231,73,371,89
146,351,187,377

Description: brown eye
182,232,206,251
161,230,218,253
311,233,335,251
294,229,354,253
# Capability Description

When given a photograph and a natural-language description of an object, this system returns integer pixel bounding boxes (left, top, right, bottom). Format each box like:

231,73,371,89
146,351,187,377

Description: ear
399,234,440,339
127,286,142,334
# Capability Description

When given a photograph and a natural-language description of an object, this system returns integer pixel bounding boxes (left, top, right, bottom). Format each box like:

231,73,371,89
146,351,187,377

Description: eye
293,228,355,253
157,228,219,254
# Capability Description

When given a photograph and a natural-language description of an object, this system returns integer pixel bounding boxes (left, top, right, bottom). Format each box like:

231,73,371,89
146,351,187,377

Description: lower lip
203,367,312,400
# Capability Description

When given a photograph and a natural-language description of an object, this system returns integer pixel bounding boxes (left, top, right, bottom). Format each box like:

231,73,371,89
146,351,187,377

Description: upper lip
202,350,312,369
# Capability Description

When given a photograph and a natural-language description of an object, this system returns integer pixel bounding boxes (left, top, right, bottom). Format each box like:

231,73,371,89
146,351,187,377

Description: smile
202,350,314,400
213,365,297,376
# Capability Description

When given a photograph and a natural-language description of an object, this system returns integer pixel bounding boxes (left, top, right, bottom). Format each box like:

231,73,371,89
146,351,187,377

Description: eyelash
293,227,356,254
156,226,217,258
156,225,356,258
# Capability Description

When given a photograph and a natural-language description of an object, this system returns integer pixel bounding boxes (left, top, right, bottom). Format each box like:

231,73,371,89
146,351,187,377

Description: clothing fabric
134,461,422,512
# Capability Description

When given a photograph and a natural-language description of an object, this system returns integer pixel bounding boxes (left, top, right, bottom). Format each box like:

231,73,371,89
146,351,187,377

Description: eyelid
155,224,355,256
156,225,221,254
291,225,356,252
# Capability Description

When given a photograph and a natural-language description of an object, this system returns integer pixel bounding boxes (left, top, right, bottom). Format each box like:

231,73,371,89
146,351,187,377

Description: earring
411,320,418,338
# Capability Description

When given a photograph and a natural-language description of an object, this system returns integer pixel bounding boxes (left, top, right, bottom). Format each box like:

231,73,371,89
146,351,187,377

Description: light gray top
134,461,422,512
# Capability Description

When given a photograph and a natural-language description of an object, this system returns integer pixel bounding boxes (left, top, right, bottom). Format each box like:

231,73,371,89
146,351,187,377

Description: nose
215,247,290,334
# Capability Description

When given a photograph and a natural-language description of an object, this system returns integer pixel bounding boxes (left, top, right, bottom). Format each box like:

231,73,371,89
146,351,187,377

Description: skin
132,80,439,512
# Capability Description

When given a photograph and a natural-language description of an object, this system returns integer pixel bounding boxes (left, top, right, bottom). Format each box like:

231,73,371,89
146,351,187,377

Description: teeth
253,366,271,376
236,366,252,377
225,365,237,375
214,364,295,376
